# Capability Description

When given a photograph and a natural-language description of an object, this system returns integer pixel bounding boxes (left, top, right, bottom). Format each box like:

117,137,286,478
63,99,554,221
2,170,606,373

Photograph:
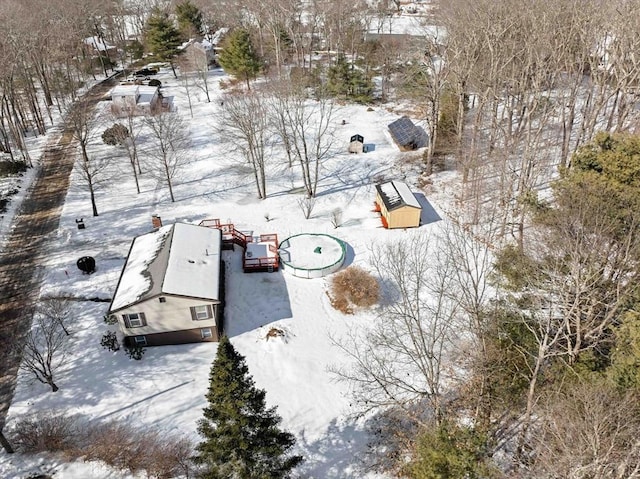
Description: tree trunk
164,159,175,202
89,179,99,217
0,430,14,453
48,378,59,392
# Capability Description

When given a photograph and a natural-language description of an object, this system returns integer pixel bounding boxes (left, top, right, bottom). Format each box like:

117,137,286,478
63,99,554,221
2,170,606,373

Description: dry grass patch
329,266,379,314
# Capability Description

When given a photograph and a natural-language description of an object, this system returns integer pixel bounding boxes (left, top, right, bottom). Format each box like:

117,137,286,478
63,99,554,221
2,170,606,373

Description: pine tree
327,55,373,103
218,29,262,89
176,0,204,40
195,336,303,479
144,9,183,77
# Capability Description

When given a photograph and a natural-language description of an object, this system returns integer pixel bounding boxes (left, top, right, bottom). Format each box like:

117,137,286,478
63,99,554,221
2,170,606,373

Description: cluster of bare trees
0,0,140,163
218,80,335,199
69,97,191,215
196,0,412,76
434,0,640,246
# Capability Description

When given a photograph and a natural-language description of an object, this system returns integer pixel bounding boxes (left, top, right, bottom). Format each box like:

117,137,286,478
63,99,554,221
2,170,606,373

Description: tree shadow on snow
296,416,383,479
316,160,391,198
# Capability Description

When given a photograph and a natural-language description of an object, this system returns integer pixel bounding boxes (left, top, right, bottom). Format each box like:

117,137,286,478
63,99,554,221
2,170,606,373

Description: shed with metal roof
374,180,422,229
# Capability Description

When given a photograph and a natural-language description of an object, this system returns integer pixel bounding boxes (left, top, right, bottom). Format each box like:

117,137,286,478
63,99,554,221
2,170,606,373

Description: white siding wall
116,294,218,336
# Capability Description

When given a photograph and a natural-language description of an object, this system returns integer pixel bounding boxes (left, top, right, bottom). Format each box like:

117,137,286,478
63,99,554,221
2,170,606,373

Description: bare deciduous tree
274,86,335,197
532,381,640,478
16,305,72,393
109,109,143,194
66,101,104,216
333,233,459,425
219,91,270,199
144,112,191,202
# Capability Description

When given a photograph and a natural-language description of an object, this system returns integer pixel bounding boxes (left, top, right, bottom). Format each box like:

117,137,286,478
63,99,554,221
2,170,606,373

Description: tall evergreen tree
195,336,303,479
176,0,204,40
327,55,373,103
218,29,262,90
144,9,183,77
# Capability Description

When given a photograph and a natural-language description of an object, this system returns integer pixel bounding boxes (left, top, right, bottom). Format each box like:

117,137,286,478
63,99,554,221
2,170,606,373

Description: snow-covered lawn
0,65,454,478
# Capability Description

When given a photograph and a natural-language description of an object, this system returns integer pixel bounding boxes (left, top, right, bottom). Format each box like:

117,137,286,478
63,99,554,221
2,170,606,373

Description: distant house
374,180,422,229
110,84,162,116
178,39,217,72
83,36,117,59
388,116,429,151
107,223,224,347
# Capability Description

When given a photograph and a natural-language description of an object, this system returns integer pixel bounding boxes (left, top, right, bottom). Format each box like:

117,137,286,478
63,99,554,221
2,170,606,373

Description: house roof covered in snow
109,223,222,312
110,85,158,98
375,180,421,211
84,36,115,52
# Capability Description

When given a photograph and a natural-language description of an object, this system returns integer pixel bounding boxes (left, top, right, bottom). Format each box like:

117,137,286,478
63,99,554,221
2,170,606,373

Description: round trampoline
279,233,346,279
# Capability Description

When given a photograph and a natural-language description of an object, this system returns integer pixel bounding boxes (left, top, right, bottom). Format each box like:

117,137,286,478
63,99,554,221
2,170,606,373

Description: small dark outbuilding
388,116,429,151
349,134,364,153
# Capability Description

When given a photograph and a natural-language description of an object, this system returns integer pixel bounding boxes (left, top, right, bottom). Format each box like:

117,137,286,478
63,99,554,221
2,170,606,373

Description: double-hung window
122,312,146,328
190,305,213,321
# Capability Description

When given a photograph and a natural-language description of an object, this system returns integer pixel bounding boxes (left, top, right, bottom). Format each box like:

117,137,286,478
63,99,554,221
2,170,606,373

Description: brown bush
84,421,194,478
330,266,379,313
12,413,79,453
11,412,193,478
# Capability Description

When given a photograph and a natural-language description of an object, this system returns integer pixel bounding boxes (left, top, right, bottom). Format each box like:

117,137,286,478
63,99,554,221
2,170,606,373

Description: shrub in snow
101,123,129,146
297,195,316,219
100,331,120,351
265,327,286,341
84,421,194,478
13,412,194,478
125,344,145,360
11,412,78,453
330,207,343,228
329,265,379,314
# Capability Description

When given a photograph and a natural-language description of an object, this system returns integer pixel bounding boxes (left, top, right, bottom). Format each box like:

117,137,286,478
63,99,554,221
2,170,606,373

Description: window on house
158,297,166,303
201,328,212,339
122,312,146,328
190,305,212,321
134,335,147,346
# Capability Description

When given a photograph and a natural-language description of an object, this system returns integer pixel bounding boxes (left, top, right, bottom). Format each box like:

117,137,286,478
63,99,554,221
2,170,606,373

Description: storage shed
388,116,429,151
349,134,364,153
374,180,422,229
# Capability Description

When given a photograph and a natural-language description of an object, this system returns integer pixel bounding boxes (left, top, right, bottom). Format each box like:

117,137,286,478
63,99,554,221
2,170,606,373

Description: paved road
0,76,119,438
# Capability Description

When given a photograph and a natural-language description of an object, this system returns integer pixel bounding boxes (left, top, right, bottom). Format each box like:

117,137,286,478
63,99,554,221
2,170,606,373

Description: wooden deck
199,219,279,272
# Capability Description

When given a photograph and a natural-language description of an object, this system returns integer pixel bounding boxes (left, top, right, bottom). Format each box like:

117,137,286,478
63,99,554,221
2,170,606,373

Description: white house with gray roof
110,84,161,116
107,223,223,347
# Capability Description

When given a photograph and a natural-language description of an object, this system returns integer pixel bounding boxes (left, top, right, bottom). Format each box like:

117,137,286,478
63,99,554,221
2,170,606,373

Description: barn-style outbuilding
374,180,422,229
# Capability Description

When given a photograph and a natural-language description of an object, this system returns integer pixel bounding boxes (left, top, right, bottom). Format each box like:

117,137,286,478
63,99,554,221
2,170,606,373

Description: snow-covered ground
0,64,455,478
